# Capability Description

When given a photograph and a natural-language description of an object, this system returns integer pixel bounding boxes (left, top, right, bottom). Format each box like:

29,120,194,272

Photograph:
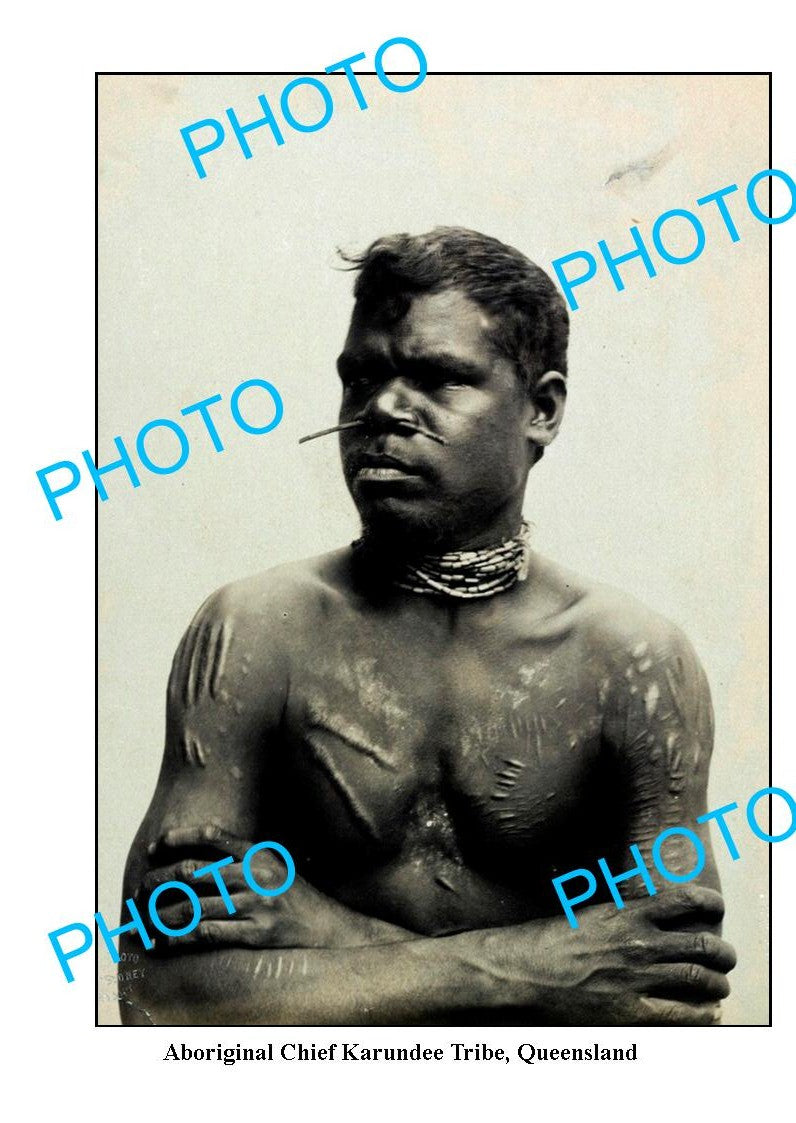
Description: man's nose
366,377,417,425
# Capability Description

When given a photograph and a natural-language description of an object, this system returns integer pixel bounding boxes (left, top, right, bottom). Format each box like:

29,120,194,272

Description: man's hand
481,884,736,1026
138,826,414,951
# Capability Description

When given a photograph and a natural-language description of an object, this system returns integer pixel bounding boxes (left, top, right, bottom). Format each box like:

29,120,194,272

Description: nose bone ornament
298,419,447,445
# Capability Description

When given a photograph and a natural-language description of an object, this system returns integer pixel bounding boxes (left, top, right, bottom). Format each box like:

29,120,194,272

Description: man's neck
353,519,532,600
360,503,527,556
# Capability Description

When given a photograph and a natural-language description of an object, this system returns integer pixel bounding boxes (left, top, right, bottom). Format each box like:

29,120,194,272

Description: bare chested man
120,227,736,1026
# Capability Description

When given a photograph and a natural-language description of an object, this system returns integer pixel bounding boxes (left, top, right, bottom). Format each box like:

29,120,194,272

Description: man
119,227,735,1026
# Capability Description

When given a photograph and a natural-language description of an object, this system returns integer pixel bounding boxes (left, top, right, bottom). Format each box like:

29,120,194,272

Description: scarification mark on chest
304,708,399,772
491,757,525,796
301,731,382,842
530,712,546,761
328,657,416,736
488,756,529,835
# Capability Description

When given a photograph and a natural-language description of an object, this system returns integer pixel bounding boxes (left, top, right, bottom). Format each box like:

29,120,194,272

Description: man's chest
275,621,609,871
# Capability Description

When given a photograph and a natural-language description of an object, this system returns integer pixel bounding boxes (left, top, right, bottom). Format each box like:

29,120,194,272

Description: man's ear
526,370,567,447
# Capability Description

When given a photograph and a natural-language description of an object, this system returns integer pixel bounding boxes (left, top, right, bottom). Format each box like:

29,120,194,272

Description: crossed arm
119,591,736,1026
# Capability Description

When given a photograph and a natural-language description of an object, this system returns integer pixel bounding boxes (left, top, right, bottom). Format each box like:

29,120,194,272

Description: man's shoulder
531,553,702,670
192,548,354,632
584,585,697,667
169,549,355,689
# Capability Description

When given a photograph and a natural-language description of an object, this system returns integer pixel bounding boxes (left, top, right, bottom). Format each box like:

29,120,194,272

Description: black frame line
94,69,774,1030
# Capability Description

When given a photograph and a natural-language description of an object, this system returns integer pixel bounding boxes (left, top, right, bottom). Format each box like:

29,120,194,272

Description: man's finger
141,855,288,902
153,894,250,929
649,886,726,926
141,859,232,895
644,962,731,1002
651,931,737,973
637,997,722,1026
164,919,255,949
153,825,251,859
199,858,287,892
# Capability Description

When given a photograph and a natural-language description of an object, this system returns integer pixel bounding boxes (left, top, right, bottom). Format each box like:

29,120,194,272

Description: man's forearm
122,930,503,1026
120,890,734,1027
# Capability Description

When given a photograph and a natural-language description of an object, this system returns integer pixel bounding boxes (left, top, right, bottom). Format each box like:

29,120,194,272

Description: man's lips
359,451,415,469
353,451,425,482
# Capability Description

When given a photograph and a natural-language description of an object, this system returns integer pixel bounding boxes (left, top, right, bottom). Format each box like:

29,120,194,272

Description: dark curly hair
341,227,569,390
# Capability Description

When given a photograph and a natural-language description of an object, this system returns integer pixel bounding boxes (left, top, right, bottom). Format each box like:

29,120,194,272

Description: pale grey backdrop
99,74,769,1024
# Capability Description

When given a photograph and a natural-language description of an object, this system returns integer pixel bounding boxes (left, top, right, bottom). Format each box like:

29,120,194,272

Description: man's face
337,287,537,550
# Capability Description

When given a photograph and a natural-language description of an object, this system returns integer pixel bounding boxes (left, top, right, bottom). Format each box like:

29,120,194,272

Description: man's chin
356,497,452,553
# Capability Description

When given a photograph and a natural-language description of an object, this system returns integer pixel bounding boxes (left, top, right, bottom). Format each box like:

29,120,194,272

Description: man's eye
409,364,466,389
342,374,375,391
420,372,463,390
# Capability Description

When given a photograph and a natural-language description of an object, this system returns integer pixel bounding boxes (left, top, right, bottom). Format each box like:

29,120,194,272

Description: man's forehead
343,287,499,362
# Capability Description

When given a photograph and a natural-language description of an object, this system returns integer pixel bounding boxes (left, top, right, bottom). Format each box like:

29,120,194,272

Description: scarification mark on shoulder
186,623,211,706
692,687,712,770
210,623,232,699
182,618,232,708
665,737,686,794
628,729,651,754
180,731,209,768
664,666,686,722
644,681,660,719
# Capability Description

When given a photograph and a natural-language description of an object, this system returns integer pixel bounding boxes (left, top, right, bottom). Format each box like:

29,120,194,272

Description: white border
8,2,792,1116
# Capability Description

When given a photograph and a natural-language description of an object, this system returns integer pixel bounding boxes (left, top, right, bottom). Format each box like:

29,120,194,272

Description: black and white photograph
97,71,769,1027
